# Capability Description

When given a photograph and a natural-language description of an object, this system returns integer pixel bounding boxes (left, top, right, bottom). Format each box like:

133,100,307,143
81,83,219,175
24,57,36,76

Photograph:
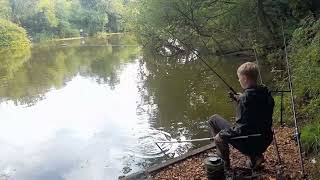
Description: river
0,35,270,180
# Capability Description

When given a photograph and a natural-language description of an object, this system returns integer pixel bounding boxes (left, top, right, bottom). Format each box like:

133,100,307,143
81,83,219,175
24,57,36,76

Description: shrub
301,120,320,154
288,17,320,153
0,18,31,48
269,17,320,153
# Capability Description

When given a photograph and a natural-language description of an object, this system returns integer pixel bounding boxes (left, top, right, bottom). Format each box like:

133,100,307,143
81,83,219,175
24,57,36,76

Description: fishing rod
154,134,261,158
155,134,261,144
195,50,237,94
167,33,238,98
281,19,305,175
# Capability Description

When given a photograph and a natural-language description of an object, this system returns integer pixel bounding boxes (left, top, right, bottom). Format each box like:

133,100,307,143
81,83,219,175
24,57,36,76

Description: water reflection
0,35,271,179
0,35,193,179
0,48,31,87
0,65,188,180
0,35,140,106
138,51,250,145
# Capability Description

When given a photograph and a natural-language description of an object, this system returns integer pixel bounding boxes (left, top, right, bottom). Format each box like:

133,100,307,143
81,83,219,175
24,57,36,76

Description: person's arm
218,95,250,141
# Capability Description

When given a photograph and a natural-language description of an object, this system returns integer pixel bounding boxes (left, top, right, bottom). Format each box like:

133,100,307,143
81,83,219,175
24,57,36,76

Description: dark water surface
0,35,269,179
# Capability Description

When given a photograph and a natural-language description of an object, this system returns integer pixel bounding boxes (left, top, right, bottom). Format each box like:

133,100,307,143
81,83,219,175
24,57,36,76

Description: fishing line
166,31,238,96
253,49,263,85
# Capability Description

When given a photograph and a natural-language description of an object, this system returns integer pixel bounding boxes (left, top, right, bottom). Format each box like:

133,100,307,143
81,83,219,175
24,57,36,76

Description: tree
128,0,307,55
105,0,126,32
0,0,11,20
0,18,30,48
36,0,59,27
0,0,128,41
69,0,107,36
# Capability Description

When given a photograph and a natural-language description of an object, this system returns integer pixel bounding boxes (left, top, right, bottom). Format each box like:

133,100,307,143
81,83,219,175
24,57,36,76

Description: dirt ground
152,127,316,180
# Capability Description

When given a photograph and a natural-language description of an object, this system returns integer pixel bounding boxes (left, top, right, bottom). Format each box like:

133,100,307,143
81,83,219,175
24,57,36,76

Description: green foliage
269,17,320,154
0,0,129,42
0,18,30,48
284,18,320,153
288,0,314,18
36,0,59,27
272,92,300,126
24,0,89,40
301,120,320,154
69,0,107,36
127,0,299,55
0,0,11,19
290,18,320,106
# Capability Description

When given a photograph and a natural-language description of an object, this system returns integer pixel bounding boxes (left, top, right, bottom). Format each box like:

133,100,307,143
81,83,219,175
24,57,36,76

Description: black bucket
204,156,225,180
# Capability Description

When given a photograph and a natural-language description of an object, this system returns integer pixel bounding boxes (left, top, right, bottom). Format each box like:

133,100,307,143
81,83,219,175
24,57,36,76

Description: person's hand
228,92,242,102
234,93,242,101
213,133,223,143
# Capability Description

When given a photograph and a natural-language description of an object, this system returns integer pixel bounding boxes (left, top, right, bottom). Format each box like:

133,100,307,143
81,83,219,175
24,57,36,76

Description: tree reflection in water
0,35,140,106
137,50,248,146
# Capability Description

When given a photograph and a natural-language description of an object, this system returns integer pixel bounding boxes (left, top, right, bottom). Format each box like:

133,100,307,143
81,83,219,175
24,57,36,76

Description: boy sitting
208,62,274,170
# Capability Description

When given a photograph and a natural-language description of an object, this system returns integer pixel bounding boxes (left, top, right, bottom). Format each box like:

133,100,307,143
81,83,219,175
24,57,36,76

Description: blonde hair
237,62,259,82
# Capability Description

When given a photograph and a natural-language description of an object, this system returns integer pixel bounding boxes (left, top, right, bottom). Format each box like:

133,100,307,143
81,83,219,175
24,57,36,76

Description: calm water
0,35,269,180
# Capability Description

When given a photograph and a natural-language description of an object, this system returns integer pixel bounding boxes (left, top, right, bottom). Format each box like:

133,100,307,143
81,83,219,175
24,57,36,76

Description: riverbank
48,33,124,42
123,126,317,179
50,37,84,41
153,126,317,179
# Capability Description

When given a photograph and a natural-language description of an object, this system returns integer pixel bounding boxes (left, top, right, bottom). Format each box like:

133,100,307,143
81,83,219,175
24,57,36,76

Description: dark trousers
208,114,232,164
208,114,263,164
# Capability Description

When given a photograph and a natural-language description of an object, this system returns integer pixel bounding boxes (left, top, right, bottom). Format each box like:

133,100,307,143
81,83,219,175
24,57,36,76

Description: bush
0,18,31,48
288,17,320,153
272,95,292,125
32,32,56,42
95,32,112,39
301,120,320,154
269,17,320,153
290,18,320,97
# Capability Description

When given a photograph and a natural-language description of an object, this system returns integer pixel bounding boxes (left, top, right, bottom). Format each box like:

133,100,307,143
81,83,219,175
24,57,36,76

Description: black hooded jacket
220,85,275,155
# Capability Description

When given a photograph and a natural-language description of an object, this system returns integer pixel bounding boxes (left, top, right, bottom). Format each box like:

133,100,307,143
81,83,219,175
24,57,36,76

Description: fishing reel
228,91,240,102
